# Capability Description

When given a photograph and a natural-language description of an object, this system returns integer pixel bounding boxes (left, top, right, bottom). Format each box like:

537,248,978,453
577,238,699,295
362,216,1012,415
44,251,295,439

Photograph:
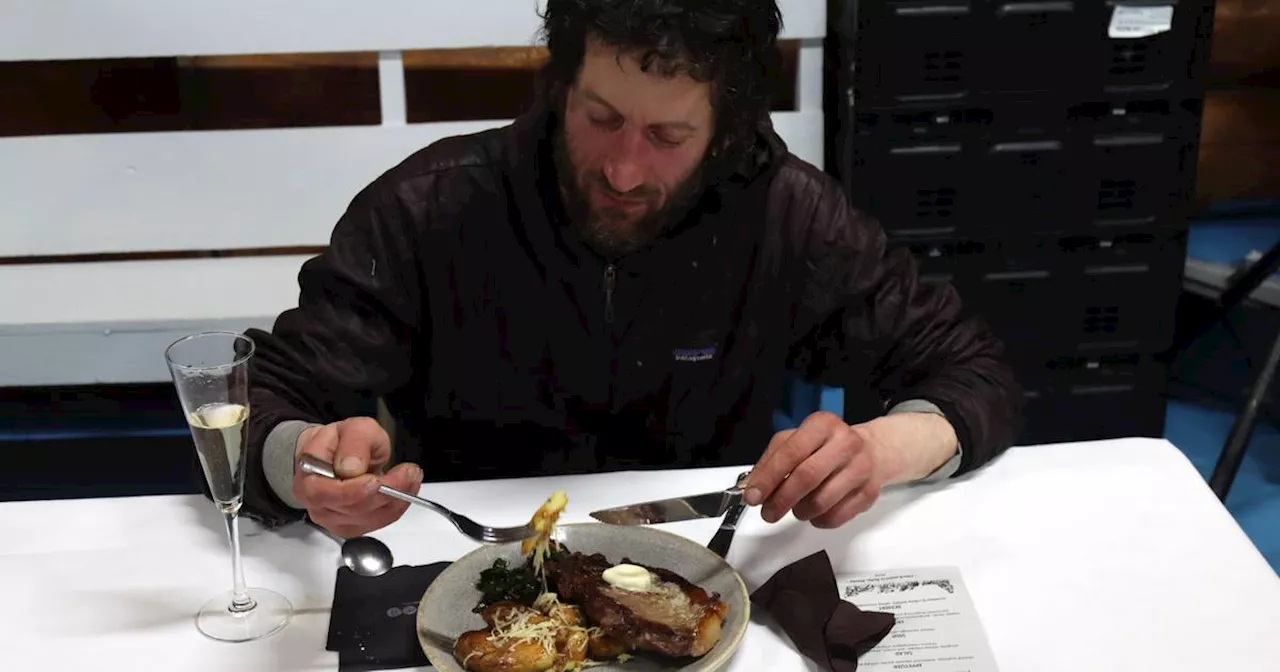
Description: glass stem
223,511,257,614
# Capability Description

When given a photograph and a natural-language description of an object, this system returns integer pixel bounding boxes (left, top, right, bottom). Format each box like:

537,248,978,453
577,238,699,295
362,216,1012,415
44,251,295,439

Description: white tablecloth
2,437,1278,671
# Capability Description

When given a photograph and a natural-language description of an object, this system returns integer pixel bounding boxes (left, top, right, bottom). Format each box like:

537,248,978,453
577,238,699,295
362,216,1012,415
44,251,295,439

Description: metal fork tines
297,454,534,543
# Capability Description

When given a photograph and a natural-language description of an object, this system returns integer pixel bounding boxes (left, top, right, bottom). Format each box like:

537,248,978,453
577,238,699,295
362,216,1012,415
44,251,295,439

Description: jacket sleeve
782,171,1024,476
237,179,426,527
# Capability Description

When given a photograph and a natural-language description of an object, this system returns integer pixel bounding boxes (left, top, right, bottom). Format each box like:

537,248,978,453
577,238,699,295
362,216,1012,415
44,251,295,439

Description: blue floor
1175,208,1280,572
1164,401,1280,572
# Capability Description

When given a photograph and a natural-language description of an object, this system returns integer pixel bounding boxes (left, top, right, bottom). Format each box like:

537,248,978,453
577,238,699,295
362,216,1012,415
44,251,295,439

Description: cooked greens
473,558,541,612
472,541,569,613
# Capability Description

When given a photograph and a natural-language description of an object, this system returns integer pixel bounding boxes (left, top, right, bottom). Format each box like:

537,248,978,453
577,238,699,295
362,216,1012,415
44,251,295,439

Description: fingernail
744,487,762,506
364,475,380,492
339,456,364,474
410,465,424,482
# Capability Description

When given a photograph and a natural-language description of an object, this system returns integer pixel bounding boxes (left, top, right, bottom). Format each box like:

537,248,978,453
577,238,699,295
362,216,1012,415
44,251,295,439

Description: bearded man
239,0,1023,537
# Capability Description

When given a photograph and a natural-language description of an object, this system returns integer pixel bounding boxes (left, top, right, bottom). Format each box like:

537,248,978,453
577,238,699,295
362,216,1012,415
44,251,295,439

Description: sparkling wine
188,402,249,513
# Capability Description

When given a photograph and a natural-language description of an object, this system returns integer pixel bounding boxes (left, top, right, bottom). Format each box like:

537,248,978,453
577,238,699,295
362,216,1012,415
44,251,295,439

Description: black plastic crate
846,95,1200,238
846,107,994,238
967,244,1067,348
1017,350,1169,444
849,101,1079,238
856,141,977,237
977,0,1089,96
1059,232,1186,351
1069,97,1201,228
1093,0,1213,94
904,237,992,286
899,231,1186,354
974,136,1083,235
847,0,1214,105
852,1,977,104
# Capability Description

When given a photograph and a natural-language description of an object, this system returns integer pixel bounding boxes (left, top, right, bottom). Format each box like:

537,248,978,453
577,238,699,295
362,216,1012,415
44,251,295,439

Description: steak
543,551,729,658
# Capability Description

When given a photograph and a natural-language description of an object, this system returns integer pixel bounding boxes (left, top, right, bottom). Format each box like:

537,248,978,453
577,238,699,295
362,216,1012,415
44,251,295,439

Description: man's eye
650,131,686,148
589,115,621,130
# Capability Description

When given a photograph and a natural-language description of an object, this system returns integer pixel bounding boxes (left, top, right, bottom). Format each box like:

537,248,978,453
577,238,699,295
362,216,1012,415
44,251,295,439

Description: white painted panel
0,111,821,257
796,40,825,112
0,321,279,386
0,256,310,327
377,51,408,127
775,110,825,170
0,121,508,257
0,256,310,387
0,0,825,61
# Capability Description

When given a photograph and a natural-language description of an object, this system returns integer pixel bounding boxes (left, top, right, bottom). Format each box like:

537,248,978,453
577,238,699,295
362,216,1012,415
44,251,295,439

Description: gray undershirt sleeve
263,419,319,510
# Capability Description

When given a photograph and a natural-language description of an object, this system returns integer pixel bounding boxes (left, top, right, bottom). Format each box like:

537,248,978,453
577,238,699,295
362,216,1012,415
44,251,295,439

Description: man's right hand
292,417,423,538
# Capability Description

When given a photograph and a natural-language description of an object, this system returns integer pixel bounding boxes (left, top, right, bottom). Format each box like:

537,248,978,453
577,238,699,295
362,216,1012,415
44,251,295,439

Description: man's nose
602,132,646,194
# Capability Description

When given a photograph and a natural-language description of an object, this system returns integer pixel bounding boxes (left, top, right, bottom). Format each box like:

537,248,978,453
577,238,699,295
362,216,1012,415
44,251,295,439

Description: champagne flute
165,331,292,642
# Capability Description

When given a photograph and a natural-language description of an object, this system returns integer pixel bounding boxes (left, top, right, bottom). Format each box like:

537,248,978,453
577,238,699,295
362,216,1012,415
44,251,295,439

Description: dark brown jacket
239,105,1022,526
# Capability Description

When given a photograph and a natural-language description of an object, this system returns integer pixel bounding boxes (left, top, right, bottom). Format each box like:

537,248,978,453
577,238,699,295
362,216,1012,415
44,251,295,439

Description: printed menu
839,567,998,672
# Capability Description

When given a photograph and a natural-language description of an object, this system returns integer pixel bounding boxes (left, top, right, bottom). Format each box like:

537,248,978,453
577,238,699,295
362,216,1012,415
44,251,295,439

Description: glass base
196,587,293,642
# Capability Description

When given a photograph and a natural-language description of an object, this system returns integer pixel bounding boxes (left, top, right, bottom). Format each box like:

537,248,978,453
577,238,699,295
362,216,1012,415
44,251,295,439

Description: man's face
555,36,716,258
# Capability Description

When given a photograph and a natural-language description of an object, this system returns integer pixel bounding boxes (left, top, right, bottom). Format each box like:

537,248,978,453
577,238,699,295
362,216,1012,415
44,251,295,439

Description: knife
707,489,748,558
589,471,752,526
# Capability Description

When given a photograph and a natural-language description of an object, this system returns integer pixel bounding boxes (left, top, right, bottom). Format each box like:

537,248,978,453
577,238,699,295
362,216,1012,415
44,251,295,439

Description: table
3,437,1278,671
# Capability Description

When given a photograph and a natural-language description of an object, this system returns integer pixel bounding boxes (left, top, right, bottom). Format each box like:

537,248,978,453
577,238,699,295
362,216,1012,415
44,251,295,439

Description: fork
297,454,534,543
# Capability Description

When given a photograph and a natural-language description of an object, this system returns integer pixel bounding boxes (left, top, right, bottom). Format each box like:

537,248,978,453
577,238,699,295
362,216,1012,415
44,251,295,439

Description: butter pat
602,563,654,592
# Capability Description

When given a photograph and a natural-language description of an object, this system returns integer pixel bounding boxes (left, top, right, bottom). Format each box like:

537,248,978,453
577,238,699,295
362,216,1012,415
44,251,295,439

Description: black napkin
750,550,895,671
327,562,451,671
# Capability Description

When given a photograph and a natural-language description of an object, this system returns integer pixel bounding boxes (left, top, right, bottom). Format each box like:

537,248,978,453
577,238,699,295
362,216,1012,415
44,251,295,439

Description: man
240,0,1022,538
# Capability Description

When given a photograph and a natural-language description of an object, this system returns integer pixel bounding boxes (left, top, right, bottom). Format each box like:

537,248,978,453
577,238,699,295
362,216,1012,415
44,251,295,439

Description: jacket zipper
602,263,617,324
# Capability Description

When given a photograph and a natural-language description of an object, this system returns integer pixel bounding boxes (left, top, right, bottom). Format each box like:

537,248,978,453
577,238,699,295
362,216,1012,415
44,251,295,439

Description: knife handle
709,472,750,558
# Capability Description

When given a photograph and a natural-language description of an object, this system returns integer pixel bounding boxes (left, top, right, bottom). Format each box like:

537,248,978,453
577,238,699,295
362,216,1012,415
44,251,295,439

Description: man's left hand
742,410,958,528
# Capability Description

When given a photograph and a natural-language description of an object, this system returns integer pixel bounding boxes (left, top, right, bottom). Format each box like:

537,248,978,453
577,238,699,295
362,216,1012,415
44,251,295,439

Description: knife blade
589,471,751,525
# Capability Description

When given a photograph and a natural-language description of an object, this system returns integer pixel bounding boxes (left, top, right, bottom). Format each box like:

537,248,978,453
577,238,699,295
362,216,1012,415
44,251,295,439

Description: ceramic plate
416,522,750,671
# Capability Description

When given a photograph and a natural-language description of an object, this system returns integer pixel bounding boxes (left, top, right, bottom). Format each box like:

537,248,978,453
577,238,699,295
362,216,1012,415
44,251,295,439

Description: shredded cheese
487,608,561,654
532,591,560,613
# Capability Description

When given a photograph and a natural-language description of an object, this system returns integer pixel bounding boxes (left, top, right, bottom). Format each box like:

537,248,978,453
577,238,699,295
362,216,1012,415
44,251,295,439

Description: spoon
309,519,395,577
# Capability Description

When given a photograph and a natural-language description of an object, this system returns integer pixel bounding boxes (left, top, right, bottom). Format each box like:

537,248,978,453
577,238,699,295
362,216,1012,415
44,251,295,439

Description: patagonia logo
673,345,716,362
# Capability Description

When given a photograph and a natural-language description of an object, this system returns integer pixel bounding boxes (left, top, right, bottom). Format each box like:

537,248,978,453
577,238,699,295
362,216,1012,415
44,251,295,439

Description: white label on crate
1108,5,1174,39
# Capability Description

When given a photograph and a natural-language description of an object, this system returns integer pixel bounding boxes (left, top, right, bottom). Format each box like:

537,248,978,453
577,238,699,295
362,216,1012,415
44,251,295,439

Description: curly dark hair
537,0,785,176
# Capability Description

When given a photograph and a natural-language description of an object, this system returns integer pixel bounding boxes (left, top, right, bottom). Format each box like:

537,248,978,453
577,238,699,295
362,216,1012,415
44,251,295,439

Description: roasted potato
481,601,543,628
587,630,631,659
522,491,568,555
454,628,557,672
545,602,584,627
554,628,590,670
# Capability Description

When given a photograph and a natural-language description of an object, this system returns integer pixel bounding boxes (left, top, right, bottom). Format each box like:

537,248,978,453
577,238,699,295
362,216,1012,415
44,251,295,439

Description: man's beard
553,127,706,259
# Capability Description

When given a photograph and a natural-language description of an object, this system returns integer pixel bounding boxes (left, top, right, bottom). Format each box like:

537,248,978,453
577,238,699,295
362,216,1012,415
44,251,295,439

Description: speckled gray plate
416,522,749,671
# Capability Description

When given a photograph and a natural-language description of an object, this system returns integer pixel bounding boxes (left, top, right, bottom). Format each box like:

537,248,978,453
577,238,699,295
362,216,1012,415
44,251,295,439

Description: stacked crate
831,0,1218,443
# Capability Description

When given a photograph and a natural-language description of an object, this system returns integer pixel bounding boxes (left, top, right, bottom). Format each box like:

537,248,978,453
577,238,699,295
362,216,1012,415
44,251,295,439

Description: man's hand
292,417,423,538
743,410,958,528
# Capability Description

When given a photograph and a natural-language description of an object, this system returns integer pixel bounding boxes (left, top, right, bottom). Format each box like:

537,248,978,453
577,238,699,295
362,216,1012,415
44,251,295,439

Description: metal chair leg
1168,241,1280,359
1209,327,1280,501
